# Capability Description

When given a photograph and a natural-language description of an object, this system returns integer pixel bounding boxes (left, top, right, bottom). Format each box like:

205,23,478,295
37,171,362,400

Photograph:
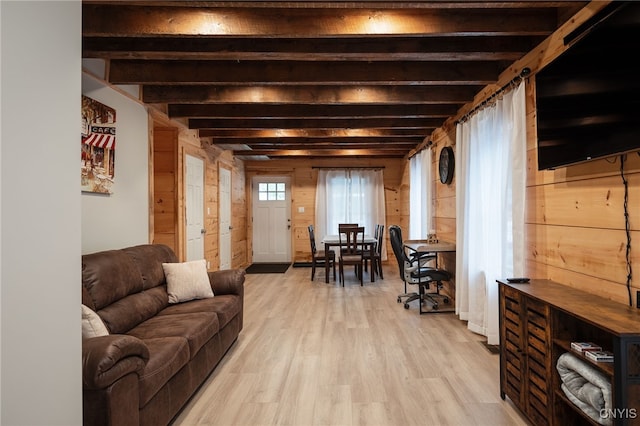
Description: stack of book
570,341,614,362
570,341,602,353
584,350,614,362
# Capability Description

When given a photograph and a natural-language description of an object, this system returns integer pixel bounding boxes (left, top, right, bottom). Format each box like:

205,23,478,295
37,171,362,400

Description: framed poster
81,95,116,194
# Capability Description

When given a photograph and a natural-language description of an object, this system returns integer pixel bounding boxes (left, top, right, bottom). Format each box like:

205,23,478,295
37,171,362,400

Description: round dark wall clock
439,146,455,184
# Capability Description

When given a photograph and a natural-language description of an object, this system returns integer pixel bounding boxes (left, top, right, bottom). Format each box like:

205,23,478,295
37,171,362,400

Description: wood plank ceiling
82,1,588,160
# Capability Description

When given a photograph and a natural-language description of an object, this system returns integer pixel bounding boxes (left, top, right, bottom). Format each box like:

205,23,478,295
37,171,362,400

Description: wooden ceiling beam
188,117,441,129
216,138,422,146
199,128,429,138
232,149,408,158
143,84,481,104
83,35,540,61
109,60,504,85
169,103,459,118
83,5,559,37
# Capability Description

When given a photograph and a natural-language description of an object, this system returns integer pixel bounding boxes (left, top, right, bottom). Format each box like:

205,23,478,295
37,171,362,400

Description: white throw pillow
162,259,214,303
81,304,109,339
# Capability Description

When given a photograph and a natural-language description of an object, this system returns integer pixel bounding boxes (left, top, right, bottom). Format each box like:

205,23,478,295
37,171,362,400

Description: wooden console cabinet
498,279,640,426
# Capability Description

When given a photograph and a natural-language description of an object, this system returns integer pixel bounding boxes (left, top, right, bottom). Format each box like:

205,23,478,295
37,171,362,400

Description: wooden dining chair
363,224,379,273
338,226,365,286
308,225,336,281
338,223,359,255
363,224,384,280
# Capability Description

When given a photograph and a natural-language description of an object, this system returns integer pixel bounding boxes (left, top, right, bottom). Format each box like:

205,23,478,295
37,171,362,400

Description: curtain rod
408,140,433,160
456,67,531,124
312,166,385,169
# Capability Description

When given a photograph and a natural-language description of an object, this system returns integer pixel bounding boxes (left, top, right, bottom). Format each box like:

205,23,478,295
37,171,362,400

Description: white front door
185,154,204,261
219,167,232,270
252,176,291,263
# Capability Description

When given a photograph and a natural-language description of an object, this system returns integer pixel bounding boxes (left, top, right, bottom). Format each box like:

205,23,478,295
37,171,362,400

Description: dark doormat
482,341,500,355
245,263,291,274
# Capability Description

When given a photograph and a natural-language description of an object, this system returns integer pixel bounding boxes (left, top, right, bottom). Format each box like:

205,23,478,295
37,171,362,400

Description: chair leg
311,261,316,280
377,259,383,279
397,280,418,304
418,281,453,314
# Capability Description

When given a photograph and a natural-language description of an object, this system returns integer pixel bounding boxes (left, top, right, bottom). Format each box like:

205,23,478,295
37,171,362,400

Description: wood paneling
245,158,406,264
151,122,247,270
152,128,178,251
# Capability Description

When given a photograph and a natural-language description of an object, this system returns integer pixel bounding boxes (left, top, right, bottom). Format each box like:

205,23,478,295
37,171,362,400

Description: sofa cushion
159,295,241,330
123,244,177,290
162,260,213,303
83,249,144,309
83,248,169,334
137,337,190,407
81,304,109,338
127,312,219,359
97,287,169,334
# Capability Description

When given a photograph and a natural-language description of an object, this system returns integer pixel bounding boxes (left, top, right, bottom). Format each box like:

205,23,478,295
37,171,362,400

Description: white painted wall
81,75,149,254
1,1,82,424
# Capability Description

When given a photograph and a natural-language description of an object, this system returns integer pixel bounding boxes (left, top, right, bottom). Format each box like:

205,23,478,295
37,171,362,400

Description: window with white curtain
409,147,432,239
314,168,386,247
455,81,526,346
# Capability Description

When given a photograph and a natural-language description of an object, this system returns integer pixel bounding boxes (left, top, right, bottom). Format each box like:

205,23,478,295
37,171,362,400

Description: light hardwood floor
172,263,530,426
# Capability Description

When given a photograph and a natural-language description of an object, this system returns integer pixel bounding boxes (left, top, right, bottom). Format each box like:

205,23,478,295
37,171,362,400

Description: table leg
370,243,375,282
325,243,330,283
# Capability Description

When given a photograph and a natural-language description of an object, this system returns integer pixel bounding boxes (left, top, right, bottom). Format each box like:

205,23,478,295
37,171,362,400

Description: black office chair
388,225,452,314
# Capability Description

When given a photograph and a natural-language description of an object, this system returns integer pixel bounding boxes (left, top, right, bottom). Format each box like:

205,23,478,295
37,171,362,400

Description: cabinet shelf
554,389,601,426
553,339,614,376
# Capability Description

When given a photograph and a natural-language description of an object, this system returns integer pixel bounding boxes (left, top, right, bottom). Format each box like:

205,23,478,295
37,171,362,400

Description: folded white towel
557,352,612,426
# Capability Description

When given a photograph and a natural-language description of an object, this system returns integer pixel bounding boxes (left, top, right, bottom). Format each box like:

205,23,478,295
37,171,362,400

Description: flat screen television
536,2,640,170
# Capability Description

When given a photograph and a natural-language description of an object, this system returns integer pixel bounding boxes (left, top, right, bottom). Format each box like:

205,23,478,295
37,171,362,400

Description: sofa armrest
83,334,149,390
208,268,245,296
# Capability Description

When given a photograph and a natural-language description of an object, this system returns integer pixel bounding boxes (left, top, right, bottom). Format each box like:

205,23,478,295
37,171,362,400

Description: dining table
321,234,378,283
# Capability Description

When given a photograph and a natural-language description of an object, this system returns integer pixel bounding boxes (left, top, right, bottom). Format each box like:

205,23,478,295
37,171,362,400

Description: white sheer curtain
409,147,433,239
315,169,386,256
455,81,526,345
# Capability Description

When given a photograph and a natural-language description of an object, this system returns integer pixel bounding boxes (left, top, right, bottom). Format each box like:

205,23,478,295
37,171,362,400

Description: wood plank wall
152,127,179,250
151,115,247,270
243,157,408,265
430,129,457,300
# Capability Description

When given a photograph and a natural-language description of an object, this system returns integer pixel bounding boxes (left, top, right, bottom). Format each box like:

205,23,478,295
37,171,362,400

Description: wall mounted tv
536,2,640,170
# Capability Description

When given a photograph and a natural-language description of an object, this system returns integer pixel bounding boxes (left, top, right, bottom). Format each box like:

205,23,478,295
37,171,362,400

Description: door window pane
258,181,286,201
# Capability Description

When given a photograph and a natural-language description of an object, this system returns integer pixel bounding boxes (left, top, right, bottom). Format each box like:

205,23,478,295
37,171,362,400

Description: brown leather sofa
81,244,245,426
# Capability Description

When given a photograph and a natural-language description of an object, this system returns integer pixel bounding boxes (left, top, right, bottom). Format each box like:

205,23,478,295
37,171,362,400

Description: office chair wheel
404,303,410,309
397,296,402,303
